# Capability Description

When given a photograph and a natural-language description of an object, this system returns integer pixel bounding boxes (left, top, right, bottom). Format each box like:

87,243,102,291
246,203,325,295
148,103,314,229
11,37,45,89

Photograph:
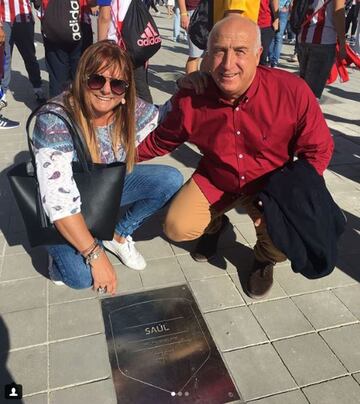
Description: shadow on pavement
0,318,25,404
0,151,48,279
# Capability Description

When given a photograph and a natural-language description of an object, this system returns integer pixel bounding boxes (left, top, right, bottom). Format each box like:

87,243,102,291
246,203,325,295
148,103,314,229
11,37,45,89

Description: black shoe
191,215,230,262
246,259,274,299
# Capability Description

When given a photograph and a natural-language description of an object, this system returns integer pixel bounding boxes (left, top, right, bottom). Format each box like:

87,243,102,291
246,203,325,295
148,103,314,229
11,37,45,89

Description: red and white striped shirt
0,0,34,23
300,0,337,45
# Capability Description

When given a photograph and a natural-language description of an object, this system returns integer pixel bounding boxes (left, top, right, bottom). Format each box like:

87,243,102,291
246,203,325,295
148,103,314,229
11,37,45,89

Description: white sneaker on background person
48,254,65,286
103,236,147,270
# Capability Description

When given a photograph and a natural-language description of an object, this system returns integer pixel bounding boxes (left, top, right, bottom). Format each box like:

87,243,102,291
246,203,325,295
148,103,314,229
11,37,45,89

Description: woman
33,40,183,295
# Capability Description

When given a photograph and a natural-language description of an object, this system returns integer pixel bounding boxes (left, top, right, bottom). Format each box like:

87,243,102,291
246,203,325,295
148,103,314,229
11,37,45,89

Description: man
298,0,346,100
138,15,333,298
0,0,45,108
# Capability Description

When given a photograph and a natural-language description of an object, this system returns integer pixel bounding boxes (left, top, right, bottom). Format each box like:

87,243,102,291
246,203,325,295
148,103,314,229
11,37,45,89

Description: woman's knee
161,167,184,196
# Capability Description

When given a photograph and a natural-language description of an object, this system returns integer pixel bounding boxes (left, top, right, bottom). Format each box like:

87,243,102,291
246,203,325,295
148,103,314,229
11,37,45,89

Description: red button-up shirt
137,66,334,211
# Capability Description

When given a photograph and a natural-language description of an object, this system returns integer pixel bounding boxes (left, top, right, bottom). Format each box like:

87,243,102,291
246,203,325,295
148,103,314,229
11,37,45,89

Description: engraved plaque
101,285,242,403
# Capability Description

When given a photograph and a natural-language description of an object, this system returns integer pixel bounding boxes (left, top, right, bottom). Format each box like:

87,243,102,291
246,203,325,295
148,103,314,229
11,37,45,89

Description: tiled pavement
0,9,360,404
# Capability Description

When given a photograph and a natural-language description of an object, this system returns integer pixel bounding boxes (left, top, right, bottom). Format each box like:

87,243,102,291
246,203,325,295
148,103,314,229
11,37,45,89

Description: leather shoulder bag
7,102,126,247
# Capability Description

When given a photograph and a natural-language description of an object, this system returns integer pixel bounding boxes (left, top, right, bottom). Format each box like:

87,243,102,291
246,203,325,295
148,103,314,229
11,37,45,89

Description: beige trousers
164,179,287,264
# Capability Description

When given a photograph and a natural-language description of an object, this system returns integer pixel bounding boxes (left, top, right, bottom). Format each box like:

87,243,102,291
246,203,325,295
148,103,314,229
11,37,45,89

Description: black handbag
7,102,126,247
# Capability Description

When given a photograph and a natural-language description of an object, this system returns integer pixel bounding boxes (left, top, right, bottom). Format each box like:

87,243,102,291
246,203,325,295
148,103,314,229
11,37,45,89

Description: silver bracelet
85,244,104,266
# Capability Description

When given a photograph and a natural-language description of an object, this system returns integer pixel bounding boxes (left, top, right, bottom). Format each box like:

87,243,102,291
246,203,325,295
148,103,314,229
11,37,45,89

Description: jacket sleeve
293,81,334,175
137,91,189,162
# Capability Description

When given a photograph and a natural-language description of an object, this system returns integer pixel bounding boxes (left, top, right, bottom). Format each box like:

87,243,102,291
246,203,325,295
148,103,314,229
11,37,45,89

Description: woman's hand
91,251,117,295
177,71,209,95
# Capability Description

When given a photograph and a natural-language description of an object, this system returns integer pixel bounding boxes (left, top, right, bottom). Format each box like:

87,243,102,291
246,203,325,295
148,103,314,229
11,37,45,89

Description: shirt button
235,107,239,111
240,175,245,180
239,154,243,159
236,130,241,135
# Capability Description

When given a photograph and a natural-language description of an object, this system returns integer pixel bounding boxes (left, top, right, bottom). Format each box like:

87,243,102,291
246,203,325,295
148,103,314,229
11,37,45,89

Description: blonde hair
64,40,136,172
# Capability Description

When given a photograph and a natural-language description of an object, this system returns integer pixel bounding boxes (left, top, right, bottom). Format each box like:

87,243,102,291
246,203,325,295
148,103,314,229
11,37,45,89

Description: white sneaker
48,254,65,286
103,236,146,270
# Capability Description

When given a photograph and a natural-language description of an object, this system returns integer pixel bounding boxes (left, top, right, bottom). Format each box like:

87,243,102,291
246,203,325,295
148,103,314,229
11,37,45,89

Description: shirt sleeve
293,81,334,176
33,113,82,222
97,0,112,5
137,91,189,161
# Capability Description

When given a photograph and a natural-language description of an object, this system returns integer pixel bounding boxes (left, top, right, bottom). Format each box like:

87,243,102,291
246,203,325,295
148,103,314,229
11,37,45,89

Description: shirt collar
206,68,261,107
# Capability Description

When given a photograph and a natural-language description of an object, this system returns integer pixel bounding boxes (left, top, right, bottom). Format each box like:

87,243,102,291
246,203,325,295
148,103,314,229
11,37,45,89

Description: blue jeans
269,11,289,65
47,164,183,289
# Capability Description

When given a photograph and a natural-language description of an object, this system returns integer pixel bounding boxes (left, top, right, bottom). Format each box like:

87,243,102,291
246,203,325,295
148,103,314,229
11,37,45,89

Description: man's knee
163,215,205,242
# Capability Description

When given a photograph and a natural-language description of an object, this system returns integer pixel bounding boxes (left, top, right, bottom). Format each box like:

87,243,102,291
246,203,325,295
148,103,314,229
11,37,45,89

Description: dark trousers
43,23,93,97
346,3,360,36
2,21,42,92
260,26,275,66
134,64,153,103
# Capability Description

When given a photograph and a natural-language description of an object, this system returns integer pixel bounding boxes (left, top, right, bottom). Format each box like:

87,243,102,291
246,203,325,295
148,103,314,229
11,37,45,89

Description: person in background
297,0,346,100
0,39,19,129
39,0,94,97
269,0,292,67
172,0,188,42
0,0,45,109
33,40,183,291
258,0,279,65
97,0,154,103
177,0,203,73
345,0,360,44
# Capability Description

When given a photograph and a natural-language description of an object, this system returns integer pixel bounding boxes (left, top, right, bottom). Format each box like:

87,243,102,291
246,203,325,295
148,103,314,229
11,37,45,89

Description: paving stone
189,275,244,312
22,394,47,404
204,306,268,350
234,222,257,244
177,253,234,281
49,334,111,389
223,344,296,401
1,308,46,351
0,251,46,281
4,236,32,256
113,264,143,293
50,379,117,404
0,234,5,256
135,236,174,260
275,263,357,296
250,298,314,340
353,373,360,385
48,282,96,304
139,256,186,288
0,277,46,314
292,290,357,329
320,324,360,372
249,390,308,404
229,272,287,304
50,299,104,341
302,376,360,404
273,333,347,386
0,346,47,395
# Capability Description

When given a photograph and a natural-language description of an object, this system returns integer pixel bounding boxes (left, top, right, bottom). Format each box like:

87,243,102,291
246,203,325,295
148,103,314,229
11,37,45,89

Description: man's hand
91,251,117,295
272,18,279,32
177,71,209,94
0,27,5,44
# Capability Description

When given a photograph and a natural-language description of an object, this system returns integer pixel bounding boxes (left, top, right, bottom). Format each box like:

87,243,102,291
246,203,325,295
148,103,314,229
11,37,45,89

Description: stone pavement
0,8,360,404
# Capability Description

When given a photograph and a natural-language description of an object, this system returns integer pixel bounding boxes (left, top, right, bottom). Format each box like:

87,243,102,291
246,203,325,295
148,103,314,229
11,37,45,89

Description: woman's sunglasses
87,74,129,96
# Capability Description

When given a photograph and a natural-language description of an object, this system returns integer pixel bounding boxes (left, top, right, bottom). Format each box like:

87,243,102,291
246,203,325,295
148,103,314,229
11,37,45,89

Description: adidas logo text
137,22,161,47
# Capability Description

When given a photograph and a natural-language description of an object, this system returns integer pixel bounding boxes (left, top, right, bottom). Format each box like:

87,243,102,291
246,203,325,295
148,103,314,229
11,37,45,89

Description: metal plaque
101,285,242,404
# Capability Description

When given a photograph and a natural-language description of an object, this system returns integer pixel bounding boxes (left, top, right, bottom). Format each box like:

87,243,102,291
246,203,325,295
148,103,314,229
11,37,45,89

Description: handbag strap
301,0,334,29
26,101,91,173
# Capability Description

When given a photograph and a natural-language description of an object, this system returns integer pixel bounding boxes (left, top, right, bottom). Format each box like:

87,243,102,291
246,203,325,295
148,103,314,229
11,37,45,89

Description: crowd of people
2,0,357,298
